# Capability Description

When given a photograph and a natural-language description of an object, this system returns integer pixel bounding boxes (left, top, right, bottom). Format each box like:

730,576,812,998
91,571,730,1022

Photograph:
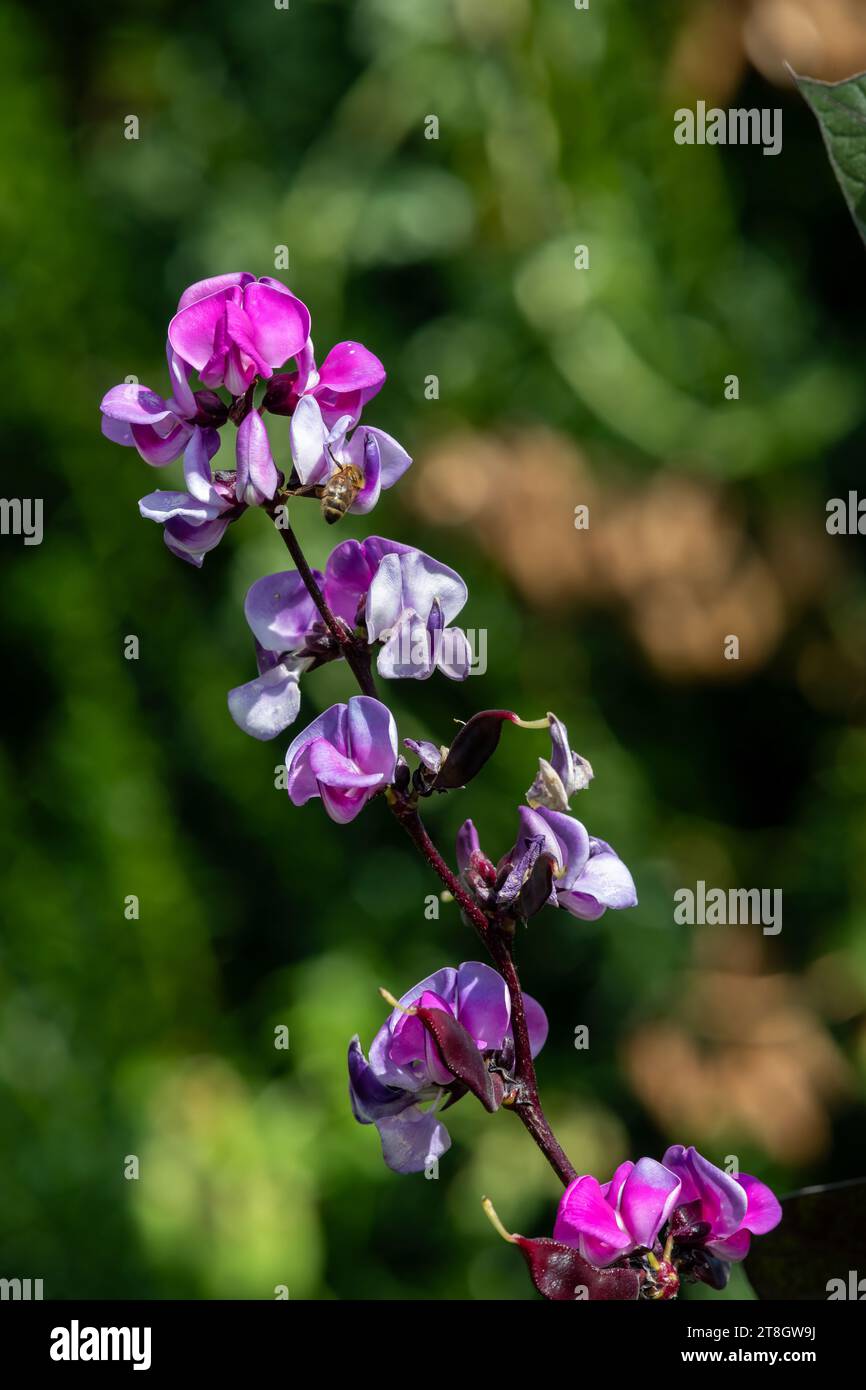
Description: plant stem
270,512,576,1186
269,512,377,697
391,806,577,1186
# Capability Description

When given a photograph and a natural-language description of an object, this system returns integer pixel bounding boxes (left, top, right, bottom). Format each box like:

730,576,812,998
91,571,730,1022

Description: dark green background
2,0,864,1299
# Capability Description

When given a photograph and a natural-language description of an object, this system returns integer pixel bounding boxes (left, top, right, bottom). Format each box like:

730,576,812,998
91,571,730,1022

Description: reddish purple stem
272,514,577,1187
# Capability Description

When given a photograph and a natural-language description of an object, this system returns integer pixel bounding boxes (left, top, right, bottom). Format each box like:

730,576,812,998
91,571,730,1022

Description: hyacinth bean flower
546,1145,781,1298
555,1159,683,1268
138,429,244,567
457,807,637,922
365,547,472,680
168,272,311,397
100,342,226,467
515,806,638,921
285,695,398,823
290,394,411,514
264,338,386,429
526,713,594,813
228,648,310,742
660,1145,783,1265
348,961,548,1173
228,538,473,737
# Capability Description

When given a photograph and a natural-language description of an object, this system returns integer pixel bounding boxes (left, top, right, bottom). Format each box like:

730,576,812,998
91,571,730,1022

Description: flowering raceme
106,271,790,1304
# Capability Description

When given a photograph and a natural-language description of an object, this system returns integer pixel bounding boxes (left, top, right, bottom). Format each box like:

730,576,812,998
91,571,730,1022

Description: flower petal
620,1158,682,1250
374,1105,451,1174
227,662,302,741
554,1176,634,1267
243,282,311,368
455,961,510,1052
235,410,279,504
290,393,329,485
345,695,399,781
244,569,322,652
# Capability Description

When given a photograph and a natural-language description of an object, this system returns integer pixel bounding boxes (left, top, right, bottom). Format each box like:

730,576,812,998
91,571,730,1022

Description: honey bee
320,463,364,524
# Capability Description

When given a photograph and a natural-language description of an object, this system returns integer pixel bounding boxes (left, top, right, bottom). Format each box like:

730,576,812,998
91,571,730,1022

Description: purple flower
460,807,637,922
548,1146,781,1294
228,569,325,738
515,806,637,920
349,961,548,1173
526,714,594,812
139,410,282,568
285,695,398,823
229,537,473,738
168,272,311,397
265,338,386,429
661,1145,782,1264
554,1159,683,1268
290,395,411,514
100,342,225,467
228,647,309,742
138,429,243,567
365,546,472,680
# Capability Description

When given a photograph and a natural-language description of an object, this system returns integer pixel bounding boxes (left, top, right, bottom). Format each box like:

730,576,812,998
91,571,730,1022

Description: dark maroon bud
414,1006,504,1113
262,371,300,416
228,384,256,426
675,1244,730,1290
433,710,517,791
393,756,411,795
667,1202,711,1245
191,389,229,428
516,851,557,920
516,1236,641,1302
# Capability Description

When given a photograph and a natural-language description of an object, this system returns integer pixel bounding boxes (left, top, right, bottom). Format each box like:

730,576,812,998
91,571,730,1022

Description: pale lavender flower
290,395,411,515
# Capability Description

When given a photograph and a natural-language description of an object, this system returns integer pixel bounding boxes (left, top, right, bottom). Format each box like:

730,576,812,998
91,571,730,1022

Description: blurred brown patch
668,0,866,100
622,929,861,1164
409,427,844,683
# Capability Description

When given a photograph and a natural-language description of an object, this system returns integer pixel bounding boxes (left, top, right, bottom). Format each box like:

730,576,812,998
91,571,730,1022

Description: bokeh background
2,0,866,1300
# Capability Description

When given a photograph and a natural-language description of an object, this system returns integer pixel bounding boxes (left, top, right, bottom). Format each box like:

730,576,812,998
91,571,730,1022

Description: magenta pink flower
555,1159,682,1268
285,695,398,823
168,272,311,396
661,1145,782,1263
266,338,386,429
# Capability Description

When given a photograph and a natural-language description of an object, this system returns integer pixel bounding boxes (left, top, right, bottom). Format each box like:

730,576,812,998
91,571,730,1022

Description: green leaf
795,67,866,246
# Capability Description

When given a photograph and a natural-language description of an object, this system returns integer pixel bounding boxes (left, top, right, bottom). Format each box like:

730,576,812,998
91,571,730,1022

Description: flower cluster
229,537,473,740
454,716,637,924
100,272,409,566
549,1145,782,1298
104,273,783,1303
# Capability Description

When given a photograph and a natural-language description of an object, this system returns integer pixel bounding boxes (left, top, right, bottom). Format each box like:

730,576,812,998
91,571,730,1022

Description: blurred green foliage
1,0,865,1300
